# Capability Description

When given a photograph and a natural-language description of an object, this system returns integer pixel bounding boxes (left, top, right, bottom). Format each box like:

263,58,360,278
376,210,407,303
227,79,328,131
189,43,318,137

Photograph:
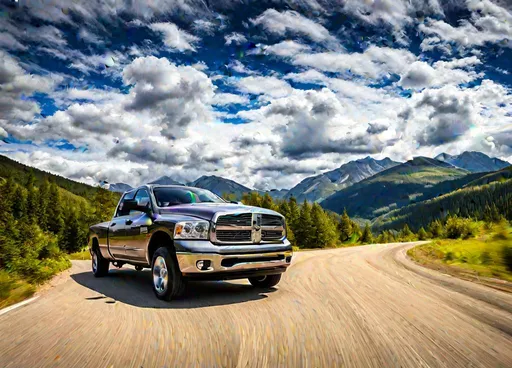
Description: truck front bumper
174,239,293,279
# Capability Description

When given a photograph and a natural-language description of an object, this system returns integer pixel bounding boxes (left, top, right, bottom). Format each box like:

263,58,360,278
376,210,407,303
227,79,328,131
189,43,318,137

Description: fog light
196,260,211,271
286,256,292,263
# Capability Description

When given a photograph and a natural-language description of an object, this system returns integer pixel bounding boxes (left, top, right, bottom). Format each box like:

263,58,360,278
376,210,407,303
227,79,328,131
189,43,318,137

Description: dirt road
1,242,511,367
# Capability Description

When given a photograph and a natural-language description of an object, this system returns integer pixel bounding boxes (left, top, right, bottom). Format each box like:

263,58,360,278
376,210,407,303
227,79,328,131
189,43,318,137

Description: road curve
1,242,512,368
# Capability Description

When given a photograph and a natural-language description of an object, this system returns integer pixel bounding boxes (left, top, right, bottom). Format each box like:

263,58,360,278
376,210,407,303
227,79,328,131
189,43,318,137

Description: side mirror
123,199,151,214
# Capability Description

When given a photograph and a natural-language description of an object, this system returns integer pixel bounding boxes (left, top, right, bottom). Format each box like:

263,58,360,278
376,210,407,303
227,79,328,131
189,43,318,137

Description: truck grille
216,213,252,227
213,212,285,244
216,230,252,242
261,215,283,226
262,230,284,240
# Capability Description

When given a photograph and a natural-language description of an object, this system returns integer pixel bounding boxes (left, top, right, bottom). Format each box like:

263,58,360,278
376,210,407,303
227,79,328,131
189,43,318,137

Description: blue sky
0,0,511,190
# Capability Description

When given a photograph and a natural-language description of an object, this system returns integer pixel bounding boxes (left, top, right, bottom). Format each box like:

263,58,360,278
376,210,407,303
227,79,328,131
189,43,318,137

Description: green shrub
502,246,512,272
445,217,478,239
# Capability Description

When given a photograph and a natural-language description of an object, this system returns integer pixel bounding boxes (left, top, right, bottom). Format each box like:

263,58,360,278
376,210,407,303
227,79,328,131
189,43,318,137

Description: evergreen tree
36,179,50,230
47,183,64,235
261,193,274,210
417,227,428,240
310,203,337,248
360,223,374,244
428,219,444,238
287,197,300,232
398,224,414,241
338,209,353,242
295,200,313,248
61,209,87,253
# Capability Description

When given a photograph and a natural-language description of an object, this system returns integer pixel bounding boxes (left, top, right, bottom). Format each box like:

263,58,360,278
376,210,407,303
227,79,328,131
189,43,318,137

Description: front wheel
151,247,187,301
92,248,109,277
248,274,282,288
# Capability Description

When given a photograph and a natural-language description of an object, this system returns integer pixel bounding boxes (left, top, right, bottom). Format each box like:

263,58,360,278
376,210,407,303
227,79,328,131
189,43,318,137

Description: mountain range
104,151,510,212
434,151,510,173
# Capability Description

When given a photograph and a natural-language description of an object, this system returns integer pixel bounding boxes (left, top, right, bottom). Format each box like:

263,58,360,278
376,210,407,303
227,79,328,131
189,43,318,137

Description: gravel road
1,242,511,367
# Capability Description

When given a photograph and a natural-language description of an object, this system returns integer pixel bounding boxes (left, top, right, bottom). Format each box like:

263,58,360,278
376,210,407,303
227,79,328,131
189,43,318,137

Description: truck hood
158,203,282,222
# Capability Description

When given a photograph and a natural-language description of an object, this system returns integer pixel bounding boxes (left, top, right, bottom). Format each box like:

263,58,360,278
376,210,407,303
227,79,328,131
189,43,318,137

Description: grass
0,271,36,309
408,227,512,285
69,249,91,260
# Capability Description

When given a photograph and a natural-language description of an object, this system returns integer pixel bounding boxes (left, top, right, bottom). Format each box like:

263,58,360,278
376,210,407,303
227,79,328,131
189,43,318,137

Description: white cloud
224,32,247,46
264,40,311,57
0,51,59,129
420,0,512,51
398,57,483,90
149,22,200,52
251,9,339,47
234,75,293,98
293,46,417,79
78,28,104,45
212,93,250,106
0,33,27,51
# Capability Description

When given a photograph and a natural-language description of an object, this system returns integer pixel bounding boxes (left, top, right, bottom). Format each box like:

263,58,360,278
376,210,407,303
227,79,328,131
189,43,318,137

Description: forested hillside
374,178,512,232
0,156,120,307
321,157,468,219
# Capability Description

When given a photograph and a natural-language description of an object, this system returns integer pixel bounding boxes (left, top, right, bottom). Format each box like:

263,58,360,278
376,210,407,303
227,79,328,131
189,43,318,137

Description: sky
0,0,511,190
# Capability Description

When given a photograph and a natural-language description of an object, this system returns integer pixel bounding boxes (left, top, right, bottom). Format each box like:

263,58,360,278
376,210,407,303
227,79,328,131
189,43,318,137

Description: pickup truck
89,184,293,301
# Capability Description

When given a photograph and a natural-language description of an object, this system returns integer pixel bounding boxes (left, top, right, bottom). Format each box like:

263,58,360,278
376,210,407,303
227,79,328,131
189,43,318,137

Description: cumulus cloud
122,56,215,139
0,51,59,130
224,32,247,45
245,88,397,158
420,0,512,51
234,75,293,99
398,57,483,90
149,22,200,52
293,46,417,79
251,9,339,46
264,40,311,57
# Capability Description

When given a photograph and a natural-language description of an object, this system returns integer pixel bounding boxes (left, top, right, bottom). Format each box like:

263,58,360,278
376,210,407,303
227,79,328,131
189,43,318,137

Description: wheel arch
147,230,176,265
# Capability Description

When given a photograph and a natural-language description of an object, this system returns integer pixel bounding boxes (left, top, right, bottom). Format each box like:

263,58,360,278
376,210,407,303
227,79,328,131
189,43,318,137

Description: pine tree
398,224,414,241
287,197,300,232
338,209,353,242
261,193,274,210
428,219,444,238
310,203,337,248
417,227,428,240
360,223,374,244
47,183,64,235
295,200,313,248
37,179,50,230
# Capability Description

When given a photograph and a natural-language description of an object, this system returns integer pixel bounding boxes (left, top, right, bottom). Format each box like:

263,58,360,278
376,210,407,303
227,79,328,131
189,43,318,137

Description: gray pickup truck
88,185,293,301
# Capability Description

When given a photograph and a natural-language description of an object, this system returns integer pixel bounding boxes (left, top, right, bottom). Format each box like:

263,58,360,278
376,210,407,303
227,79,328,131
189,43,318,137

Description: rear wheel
151,247,187,301
248,274,282,288
91,247,109,277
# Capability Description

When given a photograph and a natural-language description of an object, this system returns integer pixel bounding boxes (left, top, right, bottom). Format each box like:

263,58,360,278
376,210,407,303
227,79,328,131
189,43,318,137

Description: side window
116,191,136,217
130,189,150,216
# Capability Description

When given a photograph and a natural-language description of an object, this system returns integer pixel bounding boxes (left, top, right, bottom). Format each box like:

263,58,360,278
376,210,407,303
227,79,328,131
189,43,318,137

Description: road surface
1,242,511,367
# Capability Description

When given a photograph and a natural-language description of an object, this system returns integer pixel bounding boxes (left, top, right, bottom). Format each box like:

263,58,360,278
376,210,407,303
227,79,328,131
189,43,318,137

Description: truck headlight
174,221,210,240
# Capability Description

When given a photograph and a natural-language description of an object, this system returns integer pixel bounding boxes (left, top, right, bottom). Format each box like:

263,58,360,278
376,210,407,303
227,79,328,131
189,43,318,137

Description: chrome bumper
176,250,293,274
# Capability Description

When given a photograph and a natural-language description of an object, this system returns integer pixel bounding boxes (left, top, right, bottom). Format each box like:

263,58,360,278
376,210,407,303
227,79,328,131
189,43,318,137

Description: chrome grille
216,213,252,227
216,230,252,242
213,212,285,244
262,230,284,240
261,215,283,226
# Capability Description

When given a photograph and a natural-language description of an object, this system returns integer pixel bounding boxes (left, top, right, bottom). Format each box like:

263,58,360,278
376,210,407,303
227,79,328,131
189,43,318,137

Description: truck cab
89,185,293,301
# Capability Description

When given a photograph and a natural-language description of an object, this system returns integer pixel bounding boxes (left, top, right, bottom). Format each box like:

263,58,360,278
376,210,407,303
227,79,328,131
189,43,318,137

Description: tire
151,247,187,301
248,274,282,288
91,247,109,277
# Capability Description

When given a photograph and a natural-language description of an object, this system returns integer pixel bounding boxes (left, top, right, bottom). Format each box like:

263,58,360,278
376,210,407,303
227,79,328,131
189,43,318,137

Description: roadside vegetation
0,173,118,309
408,221,512,285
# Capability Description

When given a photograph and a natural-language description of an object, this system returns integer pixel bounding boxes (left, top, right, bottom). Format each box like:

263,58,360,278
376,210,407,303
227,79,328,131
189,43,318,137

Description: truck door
108,191,136,259
124,188,152,262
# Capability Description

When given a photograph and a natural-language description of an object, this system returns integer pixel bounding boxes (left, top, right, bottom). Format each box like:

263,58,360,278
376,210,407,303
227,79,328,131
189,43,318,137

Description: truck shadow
71,268,276,309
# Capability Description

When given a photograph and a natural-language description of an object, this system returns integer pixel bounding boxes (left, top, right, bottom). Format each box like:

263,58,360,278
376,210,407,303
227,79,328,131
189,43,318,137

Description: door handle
125,219,133,225
110,223,116,227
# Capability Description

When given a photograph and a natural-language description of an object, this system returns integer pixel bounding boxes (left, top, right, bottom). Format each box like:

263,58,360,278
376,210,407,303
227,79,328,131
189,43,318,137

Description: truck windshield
153,187,226,207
